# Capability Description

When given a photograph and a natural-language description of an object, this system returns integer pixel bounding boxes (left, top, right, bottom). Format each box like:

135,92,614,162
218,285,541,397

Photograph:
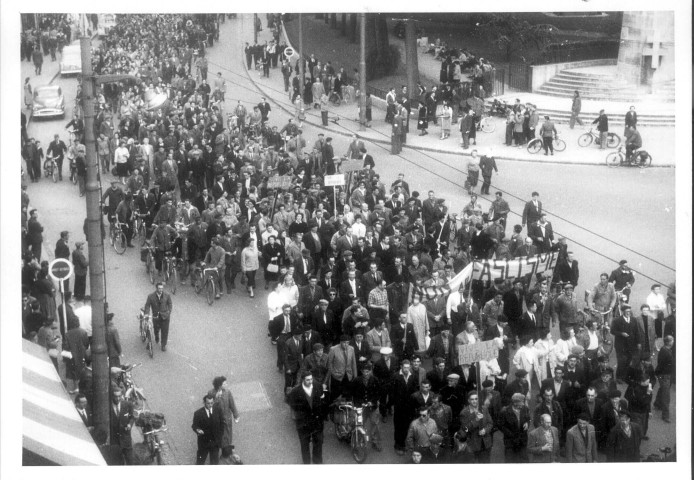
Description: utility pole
298,13,303,104
253,13,258,44
359,13,366,130
80,33,109,445
405,19,420,107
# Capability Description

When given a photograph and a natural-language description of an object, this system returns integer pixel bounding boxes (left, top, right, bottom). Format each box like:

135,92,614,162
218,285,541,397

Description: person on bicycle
539,115,557,156
203,237,226,299
624,126,643,164
115,193,136,248
586,273,617,326
591,109,609,149
350,362,383,452
151,219,177,278
102,180,125,226
46,134,68,181
143,282,173,351
608,260,635,303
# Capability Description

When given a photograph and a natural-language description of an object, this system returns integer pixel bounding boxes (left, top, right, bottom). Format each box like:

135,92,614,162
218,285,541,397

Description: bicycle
606,145,652,168
134,211,148,247
137,309,156,358
527,132,566,154
143,244,156,284
135,410,167,465
331,398,371,463
111,363,147,409
476,111,496,133
328,90,342,107
109,221,127,255
587,307,614,357
192,262,218,305
43,154,58,183
578,127,621,149
162,251,179,295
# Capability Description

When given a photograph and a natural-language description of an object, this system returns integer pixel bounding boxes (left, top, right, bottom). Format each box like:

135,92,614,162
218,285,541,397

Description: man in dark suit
294,250,315,287
311,299,335,347
288,371,326,464
573,387,603,426
610,304,639,381
284,328,305,396
527,214,554,254
541,366,572,414
469,223,495,259
143,282,173,351
270,305,300,371
298,275,323,319
515,300,540,341
390,313,417,361
502,279,525,335
503,370,530,406
373,348,399,418
109,387,136,465
521,191,542,229
74,394,93,433
301,326,323,358
339,270,364,305
498,393,531,462
426,327,456,368
596,390,628,451
192,394,223,465
384,256,409,284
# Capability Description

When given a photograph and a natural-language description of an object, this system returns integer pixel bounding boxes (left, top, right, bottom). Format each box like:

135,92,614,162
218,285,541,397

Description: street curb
241,56,674,168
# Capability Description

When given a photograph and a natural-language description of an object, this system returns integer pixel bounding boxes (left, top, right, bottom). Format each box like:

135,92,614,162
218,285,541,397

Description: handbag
266,263,279,273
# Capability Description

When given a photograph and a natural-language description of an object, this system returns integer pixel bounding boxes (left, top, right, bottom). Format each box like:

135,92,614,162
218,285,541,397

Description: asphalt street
22,15,677,465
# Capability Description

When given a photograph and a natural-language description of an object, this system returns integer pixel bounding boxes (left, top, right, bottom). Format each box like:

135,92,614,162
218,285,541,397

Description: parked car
32,85,65,119
60,44,82,76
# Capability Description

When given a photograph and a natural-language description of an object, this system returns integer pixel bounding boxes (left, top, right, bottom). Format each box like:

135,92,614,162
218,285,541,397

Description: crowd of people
20,13,677,466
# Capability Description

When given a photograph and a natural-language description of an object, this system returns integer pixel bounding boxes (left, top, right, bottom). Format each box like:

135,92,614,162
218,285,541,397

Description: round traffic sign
284,47,294,58
49,258,74,282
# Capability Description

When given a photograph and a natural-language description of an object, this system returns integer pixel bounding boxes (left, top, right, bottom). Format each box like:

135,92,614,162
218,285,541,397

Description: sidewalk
234,16,675,167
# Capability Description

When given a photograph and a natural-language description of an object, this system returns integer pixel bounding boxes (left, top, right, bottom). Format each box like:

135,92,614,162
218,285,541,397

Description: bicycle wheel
206,279,216,305
170,265,178,295
554,139,567,152
577,133,592,147
138,223,147,247
606,152,620,168
607,133,621,148
351,430,368,463
139,317,146,342
601,329,614,357
109,224,115,246
639,153,653,168
194,271,204,294
147,253,155,284
114,231,127,255
480,116,495,133
154,448,163,466
527,139,542,154
71,168,77,185
51,164,58,183
147,324,155,358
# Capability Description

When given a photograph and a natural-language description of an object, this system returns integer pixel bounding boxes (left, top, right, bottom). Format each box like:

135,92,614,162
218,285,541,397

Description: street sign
266,175,293,190
457,340,498,365
284,47,295,58
324,174,345,187
340,159,363,173
49,258,74,282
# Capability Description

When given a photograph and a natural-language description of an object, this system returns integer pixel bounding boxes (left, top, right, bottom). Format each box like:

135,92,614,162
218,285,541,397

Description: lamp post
359,13,366,130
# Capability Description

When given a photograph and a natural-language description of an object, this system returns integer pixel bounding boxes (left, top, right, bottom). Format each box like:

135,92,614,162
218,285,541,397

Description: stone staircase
537,68,675,104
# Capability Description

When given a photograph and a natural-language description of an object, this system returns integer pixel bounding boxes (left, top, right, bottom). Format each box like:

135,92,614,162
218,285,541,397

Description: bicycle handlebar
143,426,168,435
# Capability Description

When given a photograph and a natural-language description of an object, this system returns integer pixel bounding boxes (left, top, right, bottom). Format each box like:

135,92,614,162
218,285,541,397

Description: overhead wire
201,56,674,286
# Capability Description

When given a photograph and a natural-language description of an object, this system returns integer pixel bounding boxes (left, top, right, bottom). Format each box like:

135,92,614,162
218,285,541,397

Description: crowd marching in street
20,13,676,466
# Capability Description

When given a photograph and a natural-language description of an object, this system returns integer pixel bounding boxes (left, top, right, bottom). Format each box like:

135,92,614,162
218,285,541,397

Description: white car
32,85,65,119
60,44,82,76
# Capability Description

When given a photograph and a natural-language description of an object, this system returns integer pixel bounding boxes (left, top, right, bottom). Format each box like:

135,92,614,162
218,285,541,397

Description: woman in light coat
533,328,556,383
553,326,577,368
439,100,452,140
240,237,259,298
513,335,538,388
407,293,429,353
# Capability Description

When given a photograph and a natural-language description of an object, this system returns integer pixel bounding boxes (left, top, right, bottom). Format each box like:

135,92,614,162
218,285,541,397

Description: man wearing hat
72,241,89,301
311,299,335,347
552,282,579,334
498,392,531,462
606,409,642,462
610,304,639,382
105,313,122,368
327,335,358,402
590,366,617,402
503,369,530,407
609,260,635,303
373,346,398,416
284,326,305,398
596,389,628,451
302,343,329,391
